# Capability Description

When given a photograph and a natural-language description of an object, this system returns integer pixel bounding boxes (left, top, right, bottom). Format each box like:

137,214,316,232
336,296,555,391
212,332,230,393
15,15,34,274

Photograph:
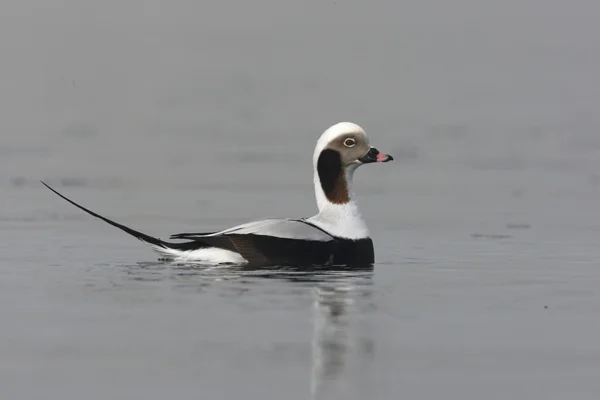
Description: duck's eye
343,138,356,147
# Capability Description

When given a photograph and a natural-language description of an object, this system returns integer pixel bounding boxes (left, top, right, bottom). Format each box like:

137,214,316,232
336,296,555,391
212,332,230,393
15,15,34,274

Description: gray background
2,1,600,399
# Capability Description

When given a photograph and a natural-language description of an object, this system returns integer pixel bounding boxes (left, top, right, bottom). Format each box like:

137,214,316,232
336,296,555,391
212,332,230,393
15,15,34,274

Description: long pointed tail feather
41,181,196,255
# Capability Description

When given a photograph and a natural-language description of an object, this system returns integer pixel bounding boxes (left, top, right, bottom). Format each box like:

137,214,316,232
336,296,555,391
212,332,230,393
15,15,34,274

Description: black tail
41,181,195,251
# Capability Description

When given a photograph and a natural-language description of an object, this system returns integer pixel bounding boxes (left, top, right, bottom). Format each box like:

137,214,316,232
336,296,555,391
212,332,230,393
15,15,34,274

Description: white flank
151,245,248,265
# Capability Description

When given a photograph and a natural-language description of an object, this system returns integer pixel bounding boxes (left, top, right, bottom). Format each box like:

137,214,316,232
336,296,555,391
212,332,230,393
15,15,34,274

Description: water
2,1,600,399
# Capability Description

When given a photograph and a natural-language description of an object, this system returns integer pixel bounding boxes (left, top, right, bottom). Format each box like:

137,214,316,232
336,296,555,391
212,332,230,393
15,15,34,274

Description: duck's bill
358,147,394,163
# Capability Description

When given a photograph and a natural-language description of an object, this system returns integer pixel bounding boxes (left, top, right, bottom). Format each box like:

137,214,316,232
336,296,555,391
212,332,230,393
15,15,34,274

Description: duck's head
313,122,393,206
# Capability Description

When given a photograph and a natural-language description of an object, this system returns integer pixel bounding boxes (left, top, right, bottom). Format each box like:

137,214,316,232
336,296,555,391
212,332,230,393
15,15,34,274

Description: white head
308,122,393,238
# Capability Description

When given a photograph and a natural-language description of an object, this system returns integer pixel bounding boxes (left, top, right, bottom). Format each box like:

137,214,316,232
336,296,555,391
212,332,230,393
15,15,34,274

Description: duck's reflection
184,263,376,399
308,266,375,400
120,262,376,398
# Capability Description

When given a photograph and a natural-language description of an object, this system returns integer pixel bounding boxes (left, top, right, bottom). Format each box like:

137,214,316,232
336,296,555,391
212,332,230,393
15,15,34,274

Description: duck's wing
170,218,334,242
170,218,337,266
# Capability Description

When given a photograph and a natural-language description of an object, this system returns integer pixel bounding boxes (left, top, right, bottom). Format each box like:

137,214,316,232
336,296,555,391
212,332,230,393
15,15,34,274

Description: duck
42,122,393,267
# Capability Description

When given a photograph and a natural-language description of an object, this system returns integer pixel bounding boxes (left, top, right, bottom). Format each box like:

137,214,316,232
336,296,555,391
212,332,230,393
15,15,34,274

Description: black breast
330,237,374,266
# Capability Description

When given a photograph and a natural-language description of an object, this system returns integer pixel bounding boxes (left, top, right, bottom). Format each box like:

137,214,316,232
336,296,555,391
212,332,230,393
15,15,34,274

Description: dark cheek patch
317,149,350,204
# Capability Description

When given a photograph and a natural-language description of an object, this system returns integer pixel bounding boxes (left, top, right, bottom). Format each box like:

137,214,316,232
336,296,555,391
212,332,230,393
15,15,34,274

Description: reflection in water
308,267,374,400
225,264,375,399
117,262,375,398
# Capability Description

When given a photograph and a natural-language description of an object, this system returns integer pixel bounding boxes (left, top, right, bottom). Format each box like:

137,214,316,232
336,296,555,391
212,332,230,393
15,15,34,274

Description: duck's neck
309,164,370,239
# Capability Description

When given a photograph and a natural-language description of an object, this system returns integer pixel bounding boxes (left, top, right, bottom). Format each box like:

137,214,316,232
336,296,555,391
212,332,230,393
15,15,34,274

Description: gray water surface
2,1,600,399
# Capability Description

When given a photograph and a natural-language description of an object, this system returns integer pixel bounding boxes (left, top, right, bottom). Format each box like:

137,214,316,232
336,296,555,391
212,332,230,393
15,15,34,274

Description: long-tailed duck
42,122,393,267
